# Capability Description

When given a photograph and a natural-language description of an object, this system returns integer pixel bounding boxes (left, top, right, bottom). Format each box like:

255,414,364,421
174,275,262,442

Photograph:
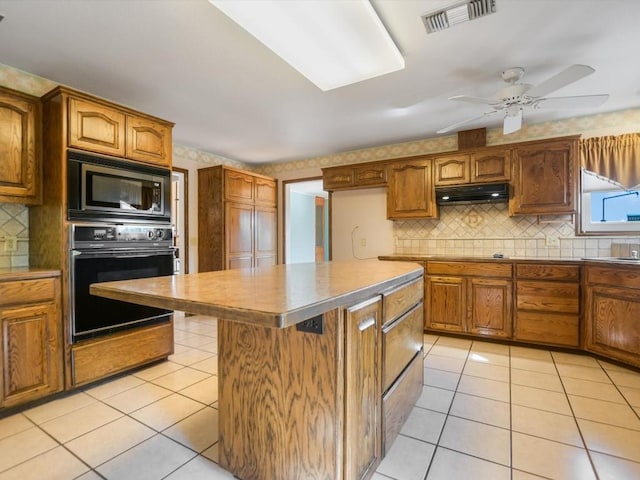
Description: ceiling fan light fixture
422,0,496,34
209,0,404,91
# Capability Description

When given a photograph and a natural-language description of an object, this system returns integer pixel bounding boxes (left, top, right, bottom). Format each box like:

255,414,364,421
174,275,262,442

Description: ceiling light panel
209,0,404,91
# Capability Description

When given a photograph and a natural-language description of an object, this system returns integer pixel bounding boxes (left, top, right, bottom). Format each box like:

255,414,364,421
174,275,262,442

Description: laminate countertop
90,259,423,328
379,254,640,266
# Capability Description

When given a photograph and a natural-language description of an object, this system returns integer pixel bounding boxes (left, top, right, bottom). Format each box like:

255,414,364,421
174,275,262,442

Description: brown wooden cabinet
585,265,640,367
30,86,174,390
387,157,437,219
67,91,172,167
426,261,513,338
345,297,382,480
510,137,578,215
199,165,277,272
515,263,580,347
433,149,510,186
0,274,62,409
0,86,42,204
322,162,387,191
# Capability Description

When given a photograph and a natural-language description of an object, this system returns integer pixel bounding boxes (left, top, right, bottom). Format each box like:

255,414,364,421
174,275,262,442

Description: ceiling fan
437,64,609,135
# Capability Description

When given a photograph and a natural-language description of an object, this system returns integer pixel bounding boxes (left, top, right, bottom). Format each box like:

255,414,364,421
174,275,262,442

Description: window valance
580,133,640,189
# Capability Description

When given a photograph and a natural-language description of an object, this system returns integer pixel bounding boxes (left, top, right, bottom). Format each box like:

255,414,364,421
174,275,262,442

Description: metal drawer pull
358,317,376,331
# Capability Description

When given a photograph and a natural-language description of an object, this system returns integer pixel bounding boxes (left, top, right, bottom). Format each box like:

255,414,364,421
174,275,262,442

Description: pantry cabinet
425,261,513,338
0,86,42,204
0,273,62,409
199,165,277,271
387,157,437,219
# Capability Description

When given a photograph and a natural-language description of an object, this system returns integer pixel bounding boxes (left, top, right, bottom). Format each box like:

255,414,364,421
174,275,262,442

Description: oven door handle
71,249,174,259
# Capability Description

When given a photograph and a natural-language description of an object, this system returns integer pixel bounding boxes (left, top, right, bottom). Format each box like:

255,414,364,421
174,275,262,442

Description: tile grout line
551,353,601,480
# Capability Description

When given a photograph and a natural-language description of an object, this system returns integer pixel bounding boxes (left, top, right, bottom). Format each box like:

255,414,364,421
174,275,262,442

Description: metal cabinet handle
358,317,376,331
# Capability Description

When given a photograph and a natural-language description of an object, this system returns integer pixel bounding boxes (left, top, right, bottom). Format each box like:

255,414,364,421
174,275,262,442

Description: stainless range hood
435,182,509,205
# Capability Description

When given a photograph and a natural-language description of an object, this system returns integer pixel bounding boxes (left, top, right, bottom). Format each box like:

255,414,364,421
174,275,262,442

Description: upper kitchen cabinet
434,149,510,186
509,136,578,216
322,162,387,191
199,165,277,272
387,157,437,219
55,87,173,167
126,115,172,167
0,86,42,205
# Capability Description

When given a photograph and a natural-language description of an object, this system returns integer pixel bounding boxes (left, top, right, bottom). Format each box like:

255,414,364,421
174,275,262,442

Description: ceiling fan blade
527,64,595,98
534,94,609,110
448,95,499,105
503,108,522,135
437,111,497,134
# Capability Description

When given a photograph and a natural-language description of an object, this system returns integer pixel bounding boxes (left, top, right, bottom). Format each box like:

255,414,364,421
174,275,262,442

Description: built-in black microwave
67,150,171,223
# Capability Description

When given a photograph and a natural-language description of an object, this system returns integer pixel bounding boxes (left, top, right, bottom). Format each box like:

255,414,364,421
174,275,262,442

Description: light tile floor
1,314,640,479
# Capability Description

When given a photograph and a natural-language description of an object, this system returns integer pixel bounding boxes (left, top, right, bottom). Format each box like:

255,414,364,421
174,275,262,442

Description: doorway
171,167,189,274
283,178,330,264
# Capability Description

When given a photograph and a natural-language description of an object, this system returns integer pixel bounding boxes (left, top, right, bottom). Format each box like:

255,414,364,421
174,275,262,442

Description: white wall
331,188,394,261
288,191,316,263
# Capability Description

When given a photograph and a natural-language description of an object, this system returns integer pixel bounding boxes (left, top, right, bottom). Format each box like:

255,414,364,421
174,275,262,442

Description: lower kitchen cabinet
0,274,62,409
585,265,640,367
345,297,382,480
426,262,513,338
515,263,580,347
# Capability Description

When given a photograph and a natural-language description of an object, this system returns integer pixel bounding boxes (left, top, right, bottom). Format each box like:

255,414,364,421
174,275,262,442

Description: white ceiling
0,0,638,165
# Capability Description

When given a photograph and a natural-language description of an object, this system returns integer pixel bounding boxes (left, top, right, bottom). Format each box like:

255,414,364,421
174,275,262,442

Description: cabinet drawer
0,278,55,306
427,261,512,278
515,311,579,347
382,351,423,454
383,303,423,392
516,281,579,313
586,266,640,289
516,264,580,281
71,321,173,386
383,276,423,325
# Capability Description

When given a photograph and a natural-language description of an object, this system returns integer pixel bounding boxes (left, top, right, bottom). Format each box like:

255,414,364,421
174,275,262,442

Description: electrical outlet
545,235,560,248
360,238,367,247
296,314,324,335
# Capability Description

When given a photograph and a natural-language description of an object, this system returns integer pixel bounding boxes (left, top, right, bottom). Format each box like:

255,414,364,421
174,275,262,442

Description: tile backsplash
394,202,640,258
0,203,29,268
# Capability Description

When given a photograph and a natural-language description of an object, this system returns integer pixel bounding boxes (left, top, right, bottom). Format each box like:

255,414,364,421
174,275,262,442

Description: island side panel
218,308,344,480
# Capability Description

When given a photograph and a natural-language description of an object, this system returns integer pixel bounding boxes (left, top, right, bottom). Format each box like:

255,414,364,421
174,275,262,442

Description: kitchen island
91,259,425,480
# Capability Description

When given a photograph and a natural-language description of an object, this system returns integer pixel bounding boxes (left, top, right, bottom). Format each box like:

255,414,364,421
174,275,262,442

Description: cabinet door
434,155,470,186
68,97,126,156
224,169,254,203
510,140,576,215
0,303,60,408
586,285,640,367
323,166,354,190
345,297,381,480
387,159,437,219
126,115,172,167
354,164,387,188
471,150,510,183
225,203,253,269
0,88,41,204
426,276,466,332
468,278,512,338
255,206,277,267
254,177,277,206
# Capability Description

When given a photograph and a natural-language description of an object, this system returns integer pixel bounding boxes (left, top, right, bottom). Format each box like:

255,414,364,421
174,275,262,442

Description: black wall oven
70,224,174,342
67,150,171,224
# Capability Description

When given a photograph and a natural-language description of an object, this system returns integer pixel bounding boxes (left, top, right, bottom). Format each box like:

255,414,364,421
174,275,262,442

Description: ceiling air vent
422,0,496,34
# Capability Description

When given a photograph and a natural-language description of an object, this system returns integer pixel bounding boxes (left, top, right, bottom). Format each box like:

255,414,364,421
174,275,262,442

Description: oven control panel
71,224,173,249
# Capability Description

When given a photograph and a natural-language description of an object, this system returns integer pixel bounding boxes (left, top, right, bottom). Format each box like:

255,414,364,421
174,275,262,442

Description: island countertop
90,259,423,328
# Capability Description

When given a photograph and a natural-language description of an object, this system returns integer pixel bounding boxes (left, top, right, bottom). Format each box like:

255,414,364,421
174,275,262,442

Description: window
580,170,640,233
